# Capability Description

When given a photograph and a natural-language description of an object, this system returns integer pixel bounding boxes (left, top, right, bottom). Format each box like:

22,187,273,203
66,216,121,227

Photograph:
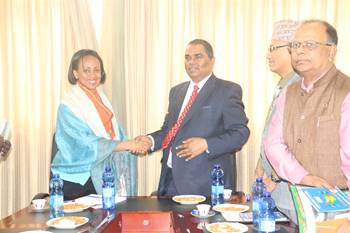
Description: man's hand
300,174,335,190
132,135,152,154
126,139,150,155
175,137,208,161
337,220,350,233
135,135,152,149
116,136,151,155
263,176,277,192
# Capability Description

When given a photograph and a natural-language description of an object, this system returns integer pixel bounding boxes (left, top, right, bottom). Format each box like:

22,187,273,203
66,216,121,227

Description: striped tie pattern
161,85,199,149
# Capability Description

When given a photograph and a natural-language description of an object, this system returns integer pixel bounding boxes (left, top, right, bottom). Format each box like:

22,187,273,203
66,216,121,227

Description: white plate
190,209,215,218
46,216,89,229
63,202,89,213
213,204,249,213
206,222,248,233
172,195,206,205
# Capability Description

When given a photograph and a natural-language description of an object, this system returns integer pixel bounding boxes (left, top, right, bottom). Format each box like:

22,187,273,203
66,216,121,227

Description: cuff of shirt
147,135,155,151
291,169,309,185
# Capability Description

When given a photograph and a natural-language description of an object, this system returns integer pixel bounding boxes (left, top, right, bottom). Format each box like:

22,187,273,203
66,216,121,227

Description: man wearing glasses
255,20,300,223
264,20,350,195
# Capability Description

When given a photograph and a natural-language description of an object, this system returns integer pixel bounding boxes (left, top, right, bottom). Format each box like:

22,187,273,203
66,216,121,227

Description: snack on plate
172,195,206,204
64,203,88,210
207,222,241,233
51,216,87,226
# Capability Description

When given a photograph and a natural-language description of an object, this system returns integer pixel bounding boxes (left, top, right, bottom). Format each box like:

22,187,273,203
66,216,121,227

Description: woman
51,49,146,200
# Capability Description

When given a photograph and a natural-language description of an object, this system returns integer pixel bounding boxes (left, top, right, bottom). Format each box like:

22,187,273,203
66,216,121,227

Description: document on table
74,194,127,209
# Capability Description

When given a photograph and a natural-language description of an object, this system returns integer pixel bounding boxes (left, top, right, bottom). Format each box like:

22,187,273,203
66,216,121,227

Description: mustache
187,65,199,70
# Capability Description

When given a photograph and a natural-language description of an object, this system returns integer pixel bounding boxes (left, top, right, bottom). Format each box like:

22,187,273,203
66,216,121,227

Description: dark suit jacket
150,75,250,195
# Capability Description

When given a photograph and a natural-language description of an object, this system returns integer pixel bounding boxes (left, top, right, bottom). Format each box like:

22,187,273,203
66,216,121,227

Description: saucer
30,205,49,213
191,209,215,218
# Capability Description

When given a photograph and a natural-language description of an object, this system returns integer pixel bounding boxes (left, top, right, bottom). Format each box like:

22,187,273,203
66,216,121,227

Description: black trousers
63,177,97,201
160,167,179,196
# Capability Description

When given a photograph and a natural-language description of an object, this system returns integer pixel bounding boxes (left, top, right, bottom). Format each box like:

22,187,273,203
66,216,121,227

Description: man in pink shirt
264,19,350,193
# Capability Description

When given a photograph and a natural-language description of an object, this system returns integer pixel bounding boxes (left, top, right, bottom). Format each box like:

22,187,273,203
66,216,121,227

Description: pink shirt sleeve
263,89,309,184
339,92,350,191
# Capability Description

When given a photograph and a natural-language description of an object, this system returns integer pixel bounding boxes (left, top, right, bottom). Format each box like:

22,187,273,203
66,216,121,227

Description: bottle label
252,199,262,226
252,199,262,211
211,185,224,205
50,195,63,208
259,219,275,232
103,187,114,197
103,187,115,209
50,194,64,218
211,185,224,194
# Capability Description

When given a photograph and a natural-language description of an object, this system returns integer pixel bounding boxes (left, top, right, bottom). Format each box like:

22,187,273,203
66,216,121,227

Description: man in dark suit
137,39,249,196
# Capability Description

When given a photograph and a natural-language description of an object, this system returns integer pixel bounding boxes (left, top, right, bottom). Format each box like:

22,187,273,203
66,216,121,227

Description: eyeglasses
268,44,289,53
289,40,333,51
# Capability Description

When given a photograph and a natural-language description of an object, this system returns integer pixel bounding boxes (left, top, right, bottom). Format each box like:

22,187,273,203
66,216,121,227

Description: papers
290,185,350,233
74,194,126,209
301,187,350,213
237,211,288,222
0,119,11,140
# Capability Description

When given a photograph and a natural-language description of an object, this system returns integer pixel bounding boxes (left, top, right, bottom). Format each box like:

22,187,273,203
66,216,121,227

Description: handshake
122,135,152,155
122,135,208,160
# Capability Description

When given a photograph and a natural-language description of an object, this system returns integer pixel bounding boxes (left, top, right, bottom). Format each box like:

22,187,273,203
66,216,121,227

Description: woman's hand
116,139,150,155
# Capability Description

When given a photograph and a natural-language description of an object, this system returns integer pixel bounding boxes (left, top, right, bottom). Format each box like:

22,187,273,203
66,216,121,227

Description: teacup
32,199,46,209
196,204,211,216
224,189,232,201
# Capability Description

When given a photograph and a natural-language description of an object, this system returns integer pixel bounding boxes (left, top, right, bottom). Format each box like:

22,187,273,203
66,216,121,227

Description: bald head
290,20,337,82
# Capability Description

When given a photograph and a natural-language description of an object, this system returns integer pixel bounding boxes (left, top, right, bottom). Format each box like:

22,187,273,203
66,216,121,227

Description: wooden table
0,193,298,232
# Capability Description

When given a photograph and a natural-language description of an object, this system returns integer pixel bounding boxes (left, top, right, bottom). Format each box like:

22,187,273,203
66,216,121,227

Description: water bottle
211,164,224,206
49,174,64,218
259,191,276,233
252,177,266,228
102,166,116,210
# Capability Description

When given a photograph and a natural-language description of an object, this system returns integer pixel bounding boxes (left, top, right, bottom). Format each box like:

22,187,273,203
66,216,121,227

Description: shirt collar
301,70,329,93
189,73,212,91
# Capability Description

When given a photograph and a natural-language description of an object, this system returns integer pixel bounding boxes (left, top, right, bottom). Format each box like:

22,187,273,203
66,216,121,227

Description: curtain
99,0,350,196
0,0,97,218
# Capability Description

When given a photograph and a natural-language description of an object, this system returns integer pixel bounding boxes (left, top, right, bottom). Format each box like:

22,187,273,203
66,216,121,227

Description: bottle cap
256,177,263,182
263,191,271,197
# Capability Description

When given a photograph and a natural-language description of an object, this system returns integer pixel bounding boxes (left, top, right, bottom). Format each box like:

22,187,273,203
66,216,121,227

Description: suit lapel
173,82,189,122
178,75,216,130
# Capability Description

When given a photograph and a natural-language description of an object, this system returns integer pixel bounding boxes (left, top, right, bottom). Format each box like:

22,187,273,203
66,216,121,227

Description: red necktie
161,85,199,149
